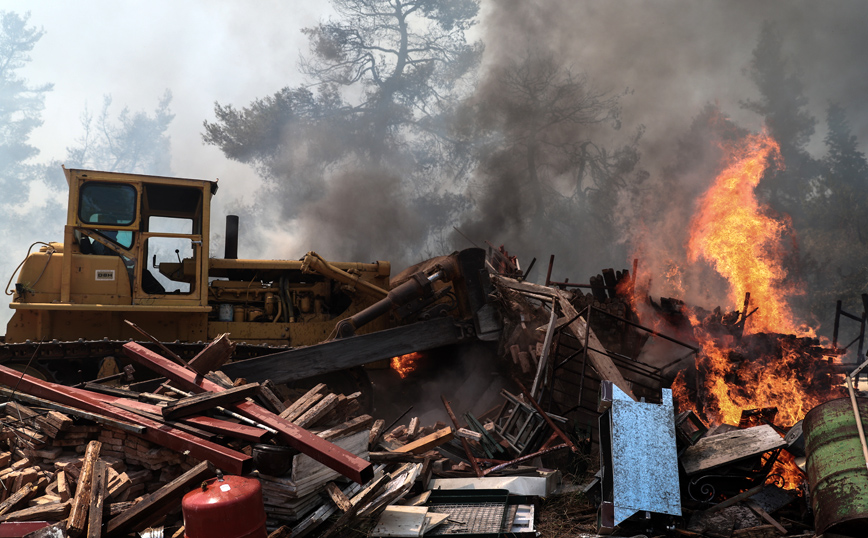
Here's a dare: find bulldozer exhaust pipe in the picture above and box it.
[225,215,239,259]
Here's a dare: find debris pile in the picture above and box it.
[0,255,866,538]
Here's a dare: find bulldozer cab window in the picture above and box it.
[79,183,137,226]
[78,182,138,251]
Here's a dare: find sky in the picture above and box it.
[8,0,324,202]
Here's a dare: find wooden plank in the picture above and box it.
[258,382,287,414]
[187,333,236,375]
[68,441,101,537]
[491,275,558,298]
[368,453,431,464]
[279,384,327,422]
[371,505,428,537]
[406,418,420,440]
[0,485,38,517]
[105,460,216,537]
[221,317,466,384]
[0,387,144,435]
[294,394,338,429]
[161,383,260,420]
[123,343,373,485]
[393,427,454,454]
[86,460,107,538]
[56,472,70,502]
[556,292,636,400]
[318,415,373,442]
[325,482,352,512]
[0,501,71,523]
[320,474,390,538]
[681,425,787,475]
[369,419,385,449]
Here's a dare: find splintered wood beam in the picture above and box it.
[187,333,236,375]
[0,387,144,434]
[106,460,216,537]
[0,365,251,476]
[123,342,374,484]
[161,383,260,420]
[86,460,108,538]
[317,415,373,442]
[556,292,636,401]
[68,441,101,537]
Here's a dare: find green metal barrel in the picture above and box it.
[804,397,868,536]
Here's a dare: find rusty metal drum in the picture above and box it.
[182,474,267,538]
[803,396,868,536]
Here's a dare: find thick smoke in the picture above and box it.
[463,0,868,323]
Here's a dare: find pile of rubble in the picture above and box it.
[0,261,866,538]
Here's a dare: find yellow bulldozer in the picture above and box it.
[2,168,500,387]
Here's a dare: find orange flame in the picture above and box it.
[391,352,423,379]
[673,129,845,489]
[686,130,805,337]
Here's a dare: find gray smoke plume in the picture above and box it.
[461,0,868,320]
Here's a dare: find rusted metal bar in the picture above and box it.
[0,364,252,474]
[482,443,570,475]
[440,395,482,477]
[122,342,373,484]
[124,320,188,366]
[514,378,578,454]
[589,306,700,352]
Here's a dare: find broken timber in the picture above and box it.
[492,275,636,400]
[0,365,252,475]
[222,317,466,384]
[160,383,260,420]
[123,342,373,484]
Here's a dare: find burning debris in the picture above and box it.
[0,245,865,537]
[1,132,867,536]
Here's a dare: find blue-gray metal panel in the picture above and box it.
[610,385,682,525]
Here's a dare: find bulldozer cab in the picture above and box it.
[66,168,214,306]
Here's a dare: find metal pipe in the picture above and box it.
[301,251,388,301]
[164,384,278,435]
[225,215,239,259]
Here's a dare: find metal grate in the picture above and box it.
[424,502,509,535]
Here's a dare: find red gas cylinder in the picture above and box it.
[182,473,267,538]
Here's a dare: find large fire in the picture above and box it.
[667,129,845,488]
[686,131,804,337]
